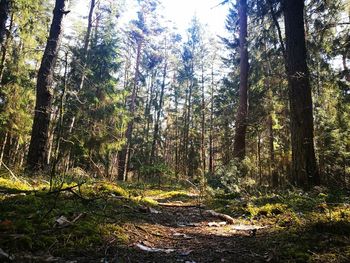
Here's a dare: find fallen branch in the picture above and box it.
[47,182,85,195]
[204,210,235,224]
[0,161,31,187]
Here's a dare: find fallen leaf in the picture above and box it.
[149,207,161,214]
[55,216,71,227]
[208,221,227,227]
[135,243,175,253]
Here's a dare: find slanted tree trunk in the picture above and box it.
[27,0,69,171]
[77,0,95,91]
[0,131,8,167]
[283,0,319,189]
[233,0,249,160]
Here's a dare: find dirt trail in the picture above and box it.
[113,201,271,263]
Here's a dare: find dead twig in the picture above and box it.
[47,182,85,195]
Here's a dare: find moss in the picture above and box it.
[0,177,31,192]
[101,224,129,244]
[97,182,128,197]
[131,196,158,206]
[247,203,289,218]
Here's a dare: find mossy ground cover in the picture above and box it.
[1,173,350,262]
[0,175,156,261]
[207,188,350,262]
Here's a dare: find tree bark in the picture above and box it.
[0,12,12,85]
[283,0,319,189]
[201,64,206,175]
[209,64,215,175]
[27,0,69,171]
[0,131,8,167]
[233,0,249,160]
[0,0,9,48]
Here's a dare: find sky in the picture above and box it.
[68,0,229,36]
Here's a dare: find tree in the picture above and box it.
[77,0,95,91]
[283,0,319,189]
[118,0,161,181]
[233,0,249,160]
[0,0,9,47]
[27,0,69,171]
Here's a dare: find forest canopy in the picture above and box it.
[0,0,348,189]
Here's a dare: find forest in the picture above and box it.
[0,0,349,262]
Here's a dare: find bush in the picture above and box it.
[139,162,174,185]
[207,158,256,195]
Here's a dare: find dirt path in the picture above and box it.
[112,201,271,263]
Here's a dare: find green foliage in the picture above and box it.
[0,175,168,257]
[139,162,174,184]
[207,158,256,194]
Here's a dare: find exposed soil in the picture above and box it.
[104,201,273,263]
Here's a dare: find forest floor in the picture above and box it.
[1,174,350,262]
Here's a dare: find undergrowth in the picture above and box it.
[0,174,162,260]
[1,172,349,262]
[207,187,350,262]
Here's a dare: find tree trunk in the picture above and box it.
[233,0,249,160]
[257,131,262,185]
[201,65,206,175]
[118,40,142,181]
[77,0,95,91]
[0,12,12,85]
[151,61,167,164]
[268,109,278,187]
[51,51,68,176]
[174,74,180,178]
[283,0,319,189]
[27,0,69,171]
[209,66,214,175]
[0,131,8,167]
[0,0,9,48]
